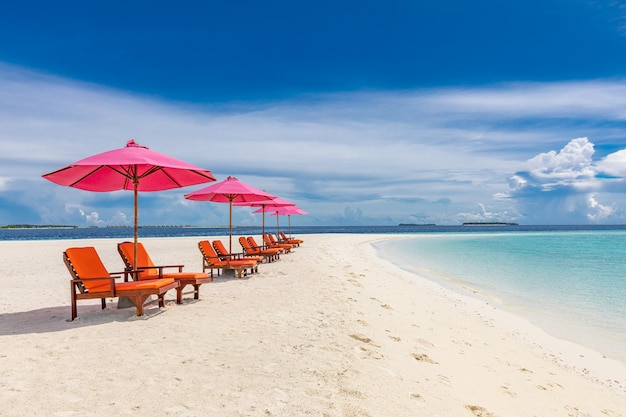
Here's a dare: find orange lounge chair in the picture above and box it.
[212,239,264,264]
[263,233,293,253]
[117,241,212,304]
[248,236,284,256]
[64,246,179,320]
[239,236,281,262]
[198,240,258,278]
[279,231,303,246]
[267,233,298,249]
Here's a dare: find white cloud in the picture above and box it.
[525,137,596,185]
[4,63,626,225]
[505,138,626,223]
[586,194,616,222]
[596,148,626,177]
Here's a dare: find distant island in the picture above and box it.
[398,223,436,226]
[462,222,519,226]
[1,224,77,229]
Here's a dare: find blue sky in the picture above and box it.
[3,0,626,226]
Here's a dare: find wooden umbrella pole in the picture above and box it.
[261,204,265,246]
[133,176,139,272]
[228,198,233,260]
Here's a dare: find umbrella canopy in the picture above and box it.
[235,196,295,238]
[267,206,309,216]
[255,205,308,237]
[42,139,216,268]
[184,176,276,254]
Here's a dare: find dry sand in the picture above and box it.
[1,233,625,417]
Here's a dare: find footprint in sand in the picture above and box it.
[358,346,384,360]
[465,405,497,417]
[411,353,438,364]
[340,387,365,399]
[349,333,381,347]
[538,381,564,391]
[500,385,516,397]
[410,393,426,405]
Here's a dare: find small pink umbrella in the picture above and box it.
[42,139,216,268]
[255,204,308,238]
[235,196,295,239]
[184,176,276,254]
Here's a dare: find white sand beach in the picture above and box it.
[1,233,625,416]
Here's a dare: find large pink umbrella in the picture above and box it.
[184,176,276,254]
[42,139,216,268]
[257,205,308,238]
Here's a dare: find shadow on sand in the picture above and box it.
[0,299,176,336]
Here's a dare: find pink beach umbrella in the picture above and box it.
[255,204,308,238]
[42,139,216,269]
[235,196,295,240]
[184,176,276,254]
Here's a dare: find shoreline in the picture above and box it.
[1,233,625,416]
[374,232,626,366]
[369,235,626,381]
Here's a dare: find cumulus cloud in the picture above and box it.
[506,138,626,223]
[525,137,596,188]
[596,148,626,177]
[586,194,616,222]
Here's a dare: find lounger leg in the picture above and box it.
[101,298,106,310]
[71,289,77,321]
[193,284,200,300]
[176,284,184,304]
[131,295,151,316]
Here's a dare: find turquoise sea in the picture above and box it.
[3,224,625,363]
[375,230,626,364]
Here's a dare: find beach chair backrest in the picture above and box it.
[64,247,112,292]
[199,240,220,262]
[247,236,259,248]
[239,236,255,254]
[212,240,229,258]
[118,242,158,279]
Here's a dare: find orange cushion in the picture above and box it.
[65,247,113,291]
[212,240,229,254]
[118,242,158,279]
[87,284,113,294]
[116,278,176,292]
[223,260,256,267]
[162,272,210,279]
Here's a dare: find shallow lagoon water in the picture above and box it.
[376,230,626,363]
